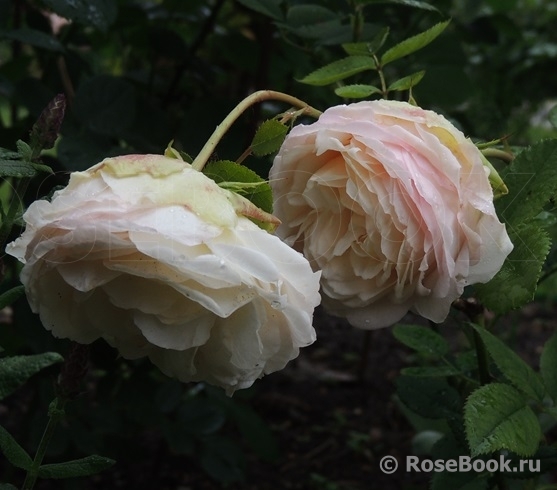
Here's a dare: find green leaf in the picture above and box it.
[31,162,54,175]
[285,5,337,27]
[393,324,449,357]
[250,119,288,157]
[464,383,541,457]
[176,398,226,436]
[470,323,545,401]
[334,84,381,99]
[73,75,136,136]
[0,158,37,177]
[396,376,461,419]
[356,0,441,12]
[431,470,489,490]
[342,27,390,56]
[16,140,32,161]
[454,350,478,373]
[0,484,19,490]
[0,425,32,470]
[497,140,557,225]
[200,436,245,484]
[431,435,490,490]
[0,28,64,52]
[401,366,461,377]
[475,223,550,313]
[281,19,345,41]
[381,19,451,66]
[387,70,425,91]
[298,56,376,86]
[41,0,117,31]
[0,148,19,159]
[0,286,25,310]
[230,404,279,462]
[203,160,272,214]
[500,446,557,479]
[236,0,284,21]
[0,352,64,400]
[540,332,557,402]
[38,455,115,478]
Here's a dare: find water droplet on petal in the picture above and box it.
[271,300,283,310]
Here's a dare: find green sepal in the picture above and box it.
[202,160,278,231]
[164,141,193,163]
[203,160,272,215]
[479,152,508,198]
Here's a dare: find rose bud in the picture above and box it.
[270,100,513,329]
[7,154,321,394]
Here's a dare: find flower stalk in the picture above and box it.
[21,343,90,490]
[191,90,321,172]
[22,397,68,490]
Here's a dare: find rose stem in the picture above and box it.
[191,90,322,172]
[472,326,491,386]
[22,397,68,490]
[22,343,90,490]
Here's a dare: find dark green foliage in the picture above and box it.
[2,1,557,489]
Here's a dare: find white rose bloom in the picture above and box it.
[7,154,321,394]
[270,100,513,329]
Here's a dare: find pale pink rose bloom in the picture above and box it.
[270,100,513,329]
[7,154,321,394]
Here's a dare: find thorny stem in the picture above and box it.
[190,90,322,172]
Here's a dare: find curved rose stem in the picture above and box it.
[191,90,322,172]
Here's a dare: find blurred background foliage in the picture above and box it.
[1,0,557,488]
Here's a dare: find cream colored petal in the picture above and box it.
[134,310,215,350]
